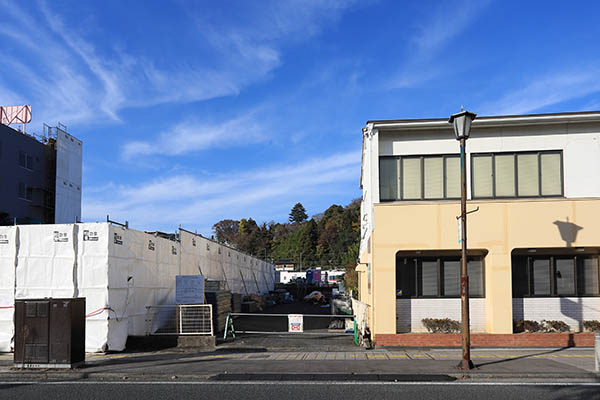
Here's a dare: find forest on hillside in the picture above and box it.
[211,198,361,274]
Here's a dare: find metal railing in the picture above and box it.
[224,313,355,340]
[145,304,213,336]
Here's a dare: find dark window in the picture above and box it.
[18,182,32,201]
[380,154,460,201]
[512,254,600,297]
[471,151,563,199]
[397,256,484,298]
[19,150,33,170]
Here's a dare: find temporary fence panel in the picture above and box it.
[145,304,213,336]
[180,230,200,276]
[77,223,111,352]
[16,224,77,299]
[0,226,17,351]
[121,228,157,339]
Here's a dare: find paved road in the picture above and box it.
[0,382,599,400]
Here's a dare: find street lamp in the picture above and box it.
[449,109,477,370]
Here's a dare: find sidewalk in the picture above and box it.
[0,345,597,382]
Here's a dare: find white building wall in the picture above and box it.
[359,125,378,259]
[377,123,600,200]
[396,298,486,333]
[512,297,600,331]
[54,128,82,224]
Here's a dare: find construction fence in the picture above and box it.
[0,223,274,352]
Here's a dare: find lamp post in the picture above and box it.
[449,109,477,370]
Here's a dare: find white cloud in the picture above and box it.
[478,68,600,116]
[121,111,268,158]
[0,0,359,126]
[83,150,360,233]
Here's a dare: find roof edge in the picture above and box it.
[368,110,600,130]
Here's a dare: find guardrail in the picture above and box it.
[145,304,213,336]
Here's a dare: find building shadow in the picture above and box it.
[512,297,524,332]
[553,218,583,247]
[475,347,571,367]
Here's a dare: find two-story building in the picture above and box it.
[358,111,600,346]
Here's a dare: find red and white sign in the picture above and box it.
[0,105,32,125]
[288,314,303,333]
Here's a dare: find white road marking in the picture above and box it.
[1,381,600,386]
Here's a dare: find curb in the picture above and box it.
[0,371,598,383]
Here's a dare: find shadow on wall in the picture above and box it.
[560,297,584,332]
[512,298,523,333]
[395,298,412,333]
[553,217,583,247]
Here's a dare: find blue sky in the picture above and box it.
[2,0,600,235]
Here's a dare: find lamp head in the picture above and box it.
[449,110,477,140]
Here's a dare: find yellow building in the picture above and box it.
[358,111,600,345]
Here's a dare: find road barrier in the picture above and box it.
[223,313,356,340]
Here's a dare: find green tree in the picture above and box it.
[289,202,308,224]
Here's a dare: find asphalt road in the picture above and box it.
[0,382,599,400]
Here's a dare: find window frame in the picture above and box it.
[18,182,33,202]
[470,150,564,200]
[379,154,461,202]
[512,254,600,298]
[396,255,485,299]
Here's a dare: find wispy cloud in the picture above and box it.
[478,67,600,115]
[121,111,268,158]
[389,0,491,89]
[0,0,358,127]
[83,150,360,233]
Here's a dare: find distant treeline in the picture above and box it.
[211,199,361,271]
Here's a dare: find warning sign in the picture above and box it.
[288,314,303,333]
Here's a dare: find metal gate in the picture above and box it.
[145,304,213,336]
[223,312,356,341]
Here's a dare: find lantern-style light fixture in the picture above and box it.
[449,110,477,140]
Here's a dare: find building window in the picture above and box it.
[380,155,460,201]
[396,256,484,298]
[471,151,563,199]
[18,182,33,201]
[19,151,33,170]
[512,254,599,297]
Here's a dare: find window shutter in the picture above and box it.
[421,261,437,296]
[532,259,551,295]
[555,258,575,295]
[424,157,443,199]
[580,257,599,295]
[379,158,399,200]
[495,154,515,197]
[445,156,460,198]
[472,155,493,197]
[468,259,483,296]
[402,158,421,199]
[517,154,539,196]
[541,153,562,196]
[443,260,460,296]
